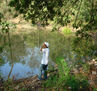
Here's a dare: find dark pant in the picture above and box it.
[38,64,48,80]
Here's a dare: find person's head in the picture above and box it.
[43,42,49,48]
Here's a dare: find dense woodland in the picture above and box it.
[0,0,97,91]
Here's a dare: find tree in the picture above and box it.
[9,0,97,30]
[9,0,97,58]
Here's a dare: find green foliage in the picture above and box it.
[93,87,97,91]
[0,12,3,21]
[72,35,97,59]
[0,1,17,21]
[75,0,97,45]
[64,75,89,91]
[0,21,16,52]
[44,57,89,90]
[0,58,5,66]
[9,0,73,26]
[0,21,10,33]
[3,79,15,91]
[43,74,58,88]
[0,46,3,53]
[0,21,16,33]
[56,57,70,78]
[20,87,28,91]
[82,63,90,72]
[9,0,96,29]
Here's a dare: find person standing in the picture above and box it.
[38,42,49,80]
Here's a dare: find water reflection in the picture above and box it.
[0,30,73,80]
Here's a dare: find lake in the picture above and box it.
[0,29,76,80]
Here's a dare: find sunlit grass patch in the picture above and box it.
[61,27,72,35]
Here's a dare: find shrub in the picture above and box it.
[44,57,90,91]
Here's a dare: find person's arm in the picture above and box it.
[40,44,45,51]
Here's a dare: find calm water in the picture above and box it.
[0,30,74,80]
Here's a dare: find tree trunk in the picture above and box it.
[7,30,14,79]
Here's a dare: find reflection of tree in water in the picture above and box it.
[26,31,74,63]
[47,32,73,62]
[0,30,76,79]
[0,58,5,66]
[1,30,74,65]
[11,35,27,62]
[25,31,46,48]
[27,47,41,68]
[1,34,27,64]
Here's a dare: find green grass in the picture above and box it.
[61,27,72,35]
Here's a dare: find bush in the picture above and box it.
[44,57,90,91]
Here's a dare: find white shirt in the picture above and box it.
[41,48,49,65]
